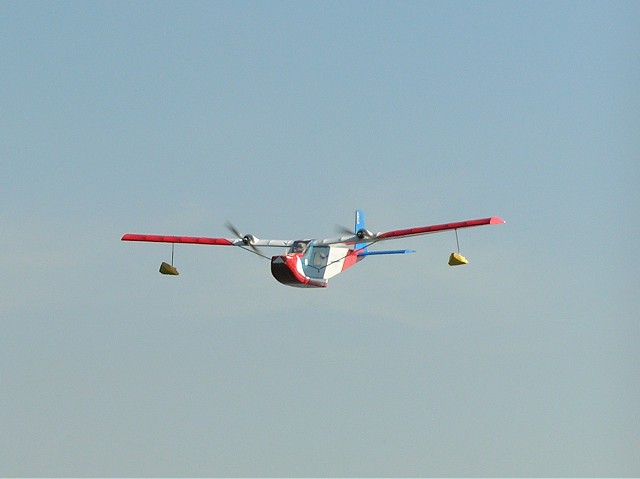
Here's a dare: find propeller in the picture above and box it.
[225,221,262,256]
[334,224,374,239]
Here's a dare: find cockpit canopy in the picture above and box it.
[288,240,310,255]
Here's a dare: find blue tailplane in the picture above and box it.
[358,249,415,257]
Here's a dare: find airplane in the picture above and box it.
[121,210,505,288]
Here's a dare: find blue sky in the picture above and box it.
[2,1,638,476]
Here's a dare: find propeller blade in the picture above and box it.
[225,221,262,256]
[334,224,354,236]
[225,221,243,240]
[335,224,373,240]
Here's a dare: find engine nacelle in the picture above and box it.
[242,234,256,245]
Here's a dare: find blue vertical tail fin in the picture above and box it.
[353,209,417,258]
[354,209,368,252]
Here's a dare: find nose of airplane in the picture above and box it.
[271,254,286,264]
[270,254,327,288]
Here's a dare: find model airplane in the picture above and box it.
[122,210,504,288]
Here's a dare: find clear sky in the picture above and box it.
[2,1,638,476]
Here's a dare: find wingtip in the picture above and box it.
[490,216,506,224]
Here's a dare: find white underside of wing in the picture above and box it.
[248,238,295,247]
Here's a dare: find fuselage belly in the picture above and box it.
[270,242,359,288]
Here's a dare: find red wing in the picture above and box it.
[376,216,504,241]
[121,234,235,246]
[121,234,293,248]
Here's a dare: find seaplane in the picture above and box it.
[122,210,504,288]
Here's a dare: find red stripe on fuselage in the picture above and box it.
[340,249,359,271]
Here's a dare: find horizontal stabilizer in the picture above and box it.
[358,249,416,257]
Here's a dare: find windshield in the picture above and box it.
[289,240,310,255]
